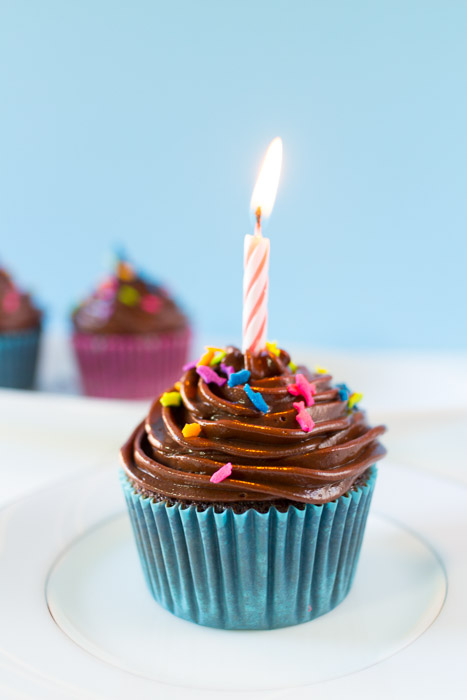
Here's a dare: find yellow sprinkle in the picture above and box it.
[174,381,182,391]
[289,361,298,373]
[210,350,226,366]
[348,392,363,410]
[182,423,202,438]
[315,366,328,374]
[160,391,182,407]
[266,341,281,357]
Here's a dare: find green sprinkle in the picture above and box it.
[118,285,140,306]
[210,350,227,366]
[160,391,182,407]
[289,361,298,373]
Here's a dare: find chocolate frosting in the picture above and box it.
[0,268,42,332]
[72,260,188,335]
[121,346,386,506]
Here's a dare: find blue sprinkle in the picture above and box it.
[228,369,251,388]
[244,383,269,412]
[336,383,351,401]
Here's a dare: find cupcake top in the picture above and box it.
[0,268,42,333]
[121,344,386,507]
[72,259,188,335]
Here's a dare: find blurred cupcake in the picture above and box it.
[0,267,42,389]
[72,257,191,399]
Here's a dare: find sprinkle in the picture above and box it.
[348,392,363,410]
[210,350,227,366]
[160,391,182,407]
[293,401,315,432]
[183,361,197,372]
[315,366,328,375]
[98,277,118,300]
[266,340,281,357]
[197,348,215,366]
[141,294,162,314]
[336,383,351,401]
[244,383,269,412]
[117,261,135,282]
[210,462,233,484]
[196,365,227,386]
[228,369,251,387]
[88,298,113,320]
[2,289,21,313]
[289,361,298,373]
[174,381,182,391]
[220,362,235,378]
[287,373,316,407]
[182,423,202,438]
[118,285,140,306]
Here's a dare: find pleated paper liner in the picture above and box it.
[0,327,41,389]
[120,467,377,630]
[72,328,191,399]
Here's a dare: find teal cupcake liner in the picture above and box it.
[120,467,377,630]
[0,327,41,389]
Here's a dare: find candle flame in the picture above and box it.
[250,137,283,224]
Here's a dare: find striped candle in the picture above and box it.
[242,138,282,354]
[242,213,270,353]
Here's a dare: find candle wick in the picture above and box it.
[255,206,262,236]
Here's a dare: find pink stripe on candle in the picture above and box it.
[244,248,269,297]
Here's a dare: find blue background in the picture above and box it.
[1,0,465,349]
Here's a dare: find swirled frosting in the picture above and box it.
[0,268,42,332]
[121,345,386,507]
[72,260,188,335]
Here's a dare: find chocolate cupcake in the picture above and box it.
[72,258,191,399]
[120,344,386,629]
[0,267,42,389]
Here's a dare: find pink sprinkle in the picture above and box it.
[210,462,233,484]
[220,362,235,378]
[293,401,315,433]
[141,294,162,314]
[2,289,21,313]
[308,605,312,612]
[183,361,197,372]
[196,365,227,386]
[98,277,118,300]
[287,374,316,407]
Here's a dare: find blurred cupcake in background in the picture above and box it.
[0,266,42,389]
[71,256,191,399]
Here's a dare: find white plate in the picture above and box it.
[0,461,466,699]
[46,511,445,691]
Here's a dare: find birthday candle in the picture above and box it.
[242,138,282,354]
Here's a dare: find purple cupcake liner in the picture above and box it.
[120,467,377,630]
[0,327,41,390]
[73,328,191,399]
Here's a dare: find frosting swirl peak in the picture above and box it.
[121,346,386,506]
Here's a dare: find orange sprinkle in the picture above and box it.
[182,423,202,438]
[174,381,182,391]
[117,261,135,282]
[197,348,215,366]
